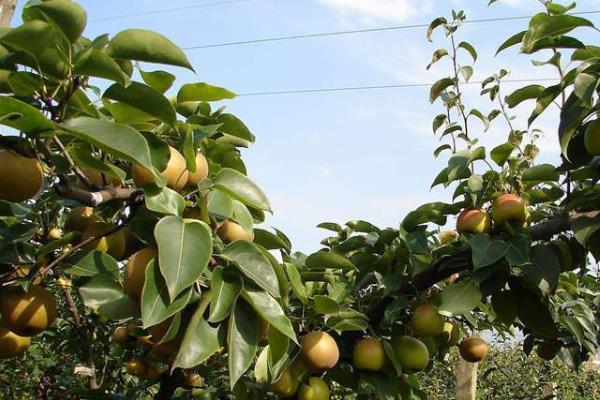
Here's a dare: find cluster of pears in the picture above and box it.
[394,305,488,369]
[0,282,58,359]
[270,331,339,399]
[456,193,528,235]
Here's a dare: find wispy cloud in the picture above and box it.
[318,0,433,23]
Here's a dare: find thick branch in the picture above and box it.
[55,182,140,207]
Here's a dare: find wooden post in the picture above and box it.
[0,0,17,27]
[456,359,478,400]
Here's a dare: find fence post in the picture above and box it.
[456,359,477,400]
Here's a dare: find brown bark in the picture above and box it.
[0,0,17,28]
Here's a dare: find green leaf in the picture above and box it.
[242,288,297,343]
[267,328,290,371]
[24,0,87,43]
[173,299,220,369]
[459,66,474,82]
[221,241,280,298]
[522,14,593,54]
[79,274,123,309]
[104,82,176,126]
[305,252,356,271]
[155,216,213,300]
[506,85,545,108]
[439,279,482,317]
[144,186,186,217]
[430,77,455,103]
[141,260,192,328]
[427,17,447,42]
[529,84,562,125]
[514,289,557,338]
[470,234,510,270]
[317,222,342,232]
[313,295,339,314]
[140,69,175,94]
[523,245,560,295]
[0,96,55,134]
[469,109,489,131]
[434,144,452,158]
[490,143,515,166]
[208,266,243,323]
[96,296,138,320]
[496,31,526,54]
[62,117,163,184]
[522,164,559,182]
[213,168,271,211]
[62,251,118,277]
[178,82,236,103]
[284,263,307,305]
[458,41,477,61]
[106,29,194,71]
[426,48,448,70]
[491,291,518,325]
[253,228,290,251]
[207,189,234,219]
[216,113,255,142]
[227,302,259,389]
[0,20,57,56]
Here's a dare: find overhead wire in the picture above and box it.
[236,78,559,97]
[183,10,600,50]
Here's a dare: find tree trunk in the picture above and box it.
[456,359,477,400]
[0,0,17,27]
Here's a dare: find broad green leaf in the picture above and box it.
[427,17,447,42]
[173,299,220,369]
[496,31,526,54]
[523,245,561,294]
[326,315,369,333]
[144,186,186,216]
[305,252,356,271]
[430,77,455,103]
[285,263,307,305]
[97,296,138,320]
[490,143,515,166]
[458,41,477,61]
[69,142,126,184]
[0,20,57,56]
[221,240,280,298]
[231,200,254,232]
[141,260,193,328]
[155,216,212,300]
[140,69,175,94]
[104,82,176,126]
[208,266,243,323]
[438,279,482,317]
[506,85,544,108]
[254,347,270,384]
[178,82,236,103]
[522,164,559,182]
[313,295,339,314]
[253,228,290,251]
[317,222,342,232]
[491,291,518,324]
[227,302,259,389]
[62,250,118,277]
[242,288,297,343]
[0,96,55,134]
[470,234,510,270]
[426,48,448,70]
[106,29,193,71]
[207,189,234,219]
[522,14,593,54]
[515,290,558,338]
[24,0,87,43]
[62,117,163,184]
[216,113,255,142]
[267,328,289,371]
[213,168,271,211]
[402,202,457,229]
[79,274,123,309]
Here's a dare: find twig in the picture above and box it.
[55,181,140,207]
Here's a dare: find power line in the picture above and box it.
[236,78,559,97]
[184,10,600,50]
[91,0,256,23]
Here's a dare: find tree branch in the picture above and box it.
[55,181,141,207]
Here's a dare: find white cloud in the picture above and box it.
[318,0,433,23]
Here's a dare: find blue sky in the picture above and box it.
[13,0,600,252]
